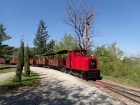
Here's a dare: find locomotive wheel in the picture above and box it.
[85,72,89,81]
[81,71,86,80]
[81,71,84,79]
[70,70,72,75]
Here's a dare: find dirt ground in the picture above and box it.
[0,67,125,105]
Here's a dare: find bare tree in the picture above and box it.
[63,0,95,50]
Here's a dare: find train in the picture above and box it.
[0,49,100,80]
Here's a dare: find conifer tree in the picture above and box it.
[34,20,50,54]
[24,45,30,77]
[13,40,24,82]
[1,45,14,59]
[0,23,12,58]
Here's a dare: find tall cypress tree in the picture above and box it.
[34,20,50,54]
[24,45,30,77]
[13,40,24,82]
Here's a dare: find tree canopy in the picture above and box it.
[55,33,80,51]
[46,39,55,53]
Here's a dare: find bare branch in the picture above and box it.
[63,0,96,49]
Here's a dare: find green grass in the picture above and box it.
[102,76,140,89]
[0,72,40,90]
[0,65,16,73]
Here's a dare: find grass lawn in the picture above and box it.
[0,65,40,90]
[0,65,16,73]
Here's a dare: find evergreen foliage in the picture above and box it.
[34,20,50,54]
[0,24,13,58]
[24,45,30,77]
[13,40,24,82]
[1,45,14,59]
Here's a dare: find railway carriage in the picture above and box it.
[10,60,18,65]
[35,59,48,67]
[0,60,10,65]
[29,59,35,65]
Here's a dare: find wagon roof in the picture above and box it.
[35,50,68,56]
[56,50,68,54]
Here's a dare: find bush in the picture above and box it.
[94,43,140,86]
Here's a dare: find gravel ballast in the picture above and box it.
[0,67,125,105]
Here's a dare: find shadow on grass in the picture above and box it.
[30,74,39,76]
[0,73,40,91]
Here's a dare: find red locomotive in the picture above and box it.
[66,50,100,80]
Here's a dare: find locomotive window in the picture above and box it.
[75,52,80,56]
[81,52,86,56]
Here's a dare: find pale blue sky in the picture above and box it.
[0,0,140,56]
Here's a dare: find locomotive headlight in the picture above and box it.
[89,60,96,69]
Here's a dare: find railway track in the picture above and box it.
[93,80,140,104]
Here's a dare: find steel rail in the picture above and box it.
[95,80,140,104]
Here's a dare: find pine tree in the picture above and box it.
[1,45,14,59]
[24,45,30,77]
[0,24,12,58]
[34,20,50,54]
[13,40,24,82]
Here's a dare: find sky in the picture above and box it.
[0,0,140,57]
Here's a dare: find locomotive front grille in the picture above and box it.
[89,60,96,69]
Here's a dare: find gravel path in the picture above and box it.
[0,72,15,83]
[0,67,125,105]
